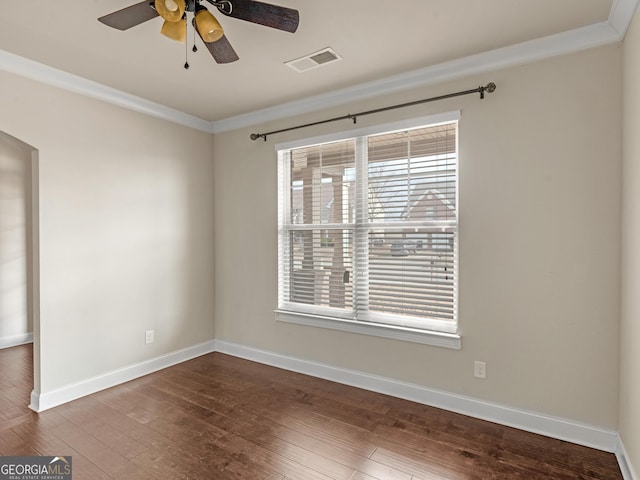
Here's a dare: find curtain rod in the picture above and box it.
[249,82,496,141]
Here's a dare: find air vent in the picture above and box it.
[285,47,342,73]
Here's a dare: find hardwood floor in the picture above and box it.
[0,344,623,480]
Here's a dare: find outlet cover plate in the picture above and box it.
[474,361,486,379]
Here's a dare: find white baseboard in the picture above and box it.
[29,340,216,412]
[24,336,629,473]
[22,336,629,474]
[0,332,33,349]
[214,340,619,454]
[617,435,638,480]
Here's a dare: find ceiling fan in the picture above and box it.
[98,0,299,65]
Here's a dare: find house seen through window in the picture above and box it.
[277,113,459,337]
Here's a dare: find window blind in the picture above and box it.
[278,118,458,334]
[278,140,356,319]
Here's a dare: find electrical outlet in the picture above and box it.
[474,361,486,379]
[145,330,154,344]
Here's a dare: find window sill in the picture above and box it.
[274,310,461,350]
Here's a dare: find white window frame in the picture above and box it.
[275,111,461,349]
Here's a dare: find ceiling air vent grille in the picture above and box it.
[285,47,342,73]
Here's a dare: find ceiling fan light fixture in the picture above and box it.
[160,18,187,42]
[155,0,185,22]
[99,0,300,65]
[195,6,224,43]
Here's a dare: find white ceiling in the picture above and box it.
[0,1,634,128]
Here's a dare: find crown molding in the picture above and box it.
[212,0,637,133]
[0,49,214,134]
[1,0,637,134]
[610,0,640,38]
[212,21,622,133]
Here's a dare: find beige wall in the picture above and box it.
[0,133,33,344]
[213,45,622,428]
[621,5,640,477]
[0,71,215,393]
[0,32,625,439]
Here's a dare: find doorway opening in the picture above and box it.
[0,130,40,407]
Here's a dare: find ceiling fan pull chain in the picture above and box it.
[189,11,197,53]
[184,23,190,69]
[192,12,198,52]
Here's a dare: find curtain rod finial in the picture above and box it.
[479,82,497,99]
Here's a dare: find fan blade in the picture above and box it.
[98,1,159,31]
[217,0,299,33]
[202,35,240,64]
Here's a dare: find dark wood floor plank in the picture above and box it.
[11,419,72,455]
[48,420,156,479]
[372,419,502,467]
[56,401,150,460]
[145,367,409,480]
[0,411,36,433]
[213,432,336,480]
[231,423,357,479]
[0,345,623,480]
[0,427,35,456]
[371,444,481,480]
[234,412,409,480]
[211,353,394,416]
[145,372,255,421]
[9,421,112,480]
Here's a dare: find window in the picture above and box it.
[276,112,460,348]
